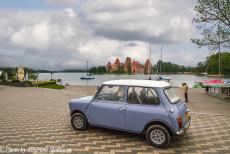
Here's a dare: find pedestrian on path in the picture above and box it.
[205,86,209,94]
[182,83,188,103]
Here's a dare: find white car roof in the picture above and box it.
[103,79,171,88]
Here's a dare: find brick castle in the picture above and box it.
[106,57,152,74]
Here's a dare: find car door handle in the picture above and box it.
[119,107,126,111]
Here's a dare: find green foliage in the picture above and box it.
[112,65,125,74]
[29,73,37,80]
[112,69,125,74]
[37,80,56,86]
[192,52,230,75]
[192,0,230,49]
[0,80,33,87]
[89,67,97,74]
[1,67,17,80]
[26,68,37,74]
[154,52,230,75]
[89,66,106,74]
[0,67,38,81]
[98,66,106,74]
[155,60,188,73]
[195,61,207,73]
[38,84,65,90]
[36,80,65,89]
[206,52,230,74]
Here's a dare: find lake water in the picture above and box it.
[38,73,230,87]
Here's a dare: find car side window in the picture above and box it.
[128,87,159,105]
[128,87,142,104]
[146,88,160,105]
[95,85,125,102]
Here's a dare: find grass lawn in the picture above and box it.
[39,83,65,89]
[32,80,65,90]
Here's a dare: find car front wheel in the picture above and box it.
[71,113,88,131]
[146,125,170,148]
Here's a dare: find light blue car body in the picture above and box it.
[69,84,190,135]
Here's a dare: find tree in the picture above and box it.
[127,62,132,74]
[191,52,230,75]
[1,67,17,80]
[97,66,106,74]
[196,61,206,73]
[155,60,190,73]
[206,52,230,74]
[89,67,97,74]
[192,0,230,50]
[112,65,125,74]
[89,66,106,74]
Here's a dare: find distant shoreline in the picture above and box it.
[38,71,230,77]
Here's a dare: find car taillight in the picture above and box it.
[185,111,189,120]
[177,116,182,129]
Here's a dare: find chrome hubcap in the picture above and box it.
[73,116,83,128]
[150,129,165,145]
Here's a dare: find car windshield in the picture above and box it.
[164,87,181,104]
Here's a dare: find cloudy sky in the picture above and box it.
[0,0,213,70]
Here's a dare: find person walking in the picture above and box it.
[182,83,188,103]
[205,86,209,94]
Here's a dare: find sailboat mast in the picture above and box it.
[160,45,163,75]
[87,60,88,73]
[148,43,151,76]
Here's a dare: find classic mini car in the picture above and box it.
[69,80,191,148]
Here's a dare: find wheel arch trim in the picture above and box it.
[143,120,174,136]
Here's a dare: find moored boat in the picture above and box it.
[80,74,95,80]
[80,61,95,80]
[157,76,171,82]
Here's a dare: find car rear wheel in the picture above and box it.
[71,112,88,131]
[146,125,170,148]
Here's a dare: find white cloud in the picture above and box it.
[46,0,78,6]
[11,22,50,49]
[78,38,151,65]
[0,0,209,69]
[65,8,76,18]
[0,9,93,69]
[82,0,196,43]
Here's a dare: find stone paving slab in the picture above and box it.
[0,85,230,154]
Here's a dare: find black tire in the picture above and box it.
[71,112,88,131]
[146,125,170,148]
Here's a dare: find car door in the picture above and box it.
[86,85,126,129]
[125,86,165,132]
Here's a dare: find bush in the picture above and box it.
[0,80,9,85]
[39,84,65,90]
[0,80,33,87]
[10,80,23,87]
[36,80,65,90]
[23,81,33,87]
[29,73,37,80]
[37,80,56,86]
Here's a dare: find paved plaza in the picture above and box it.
[0,85,230,154]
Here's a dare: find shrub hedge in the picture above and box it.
[0,80,33,87]
[37,80,56,86]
